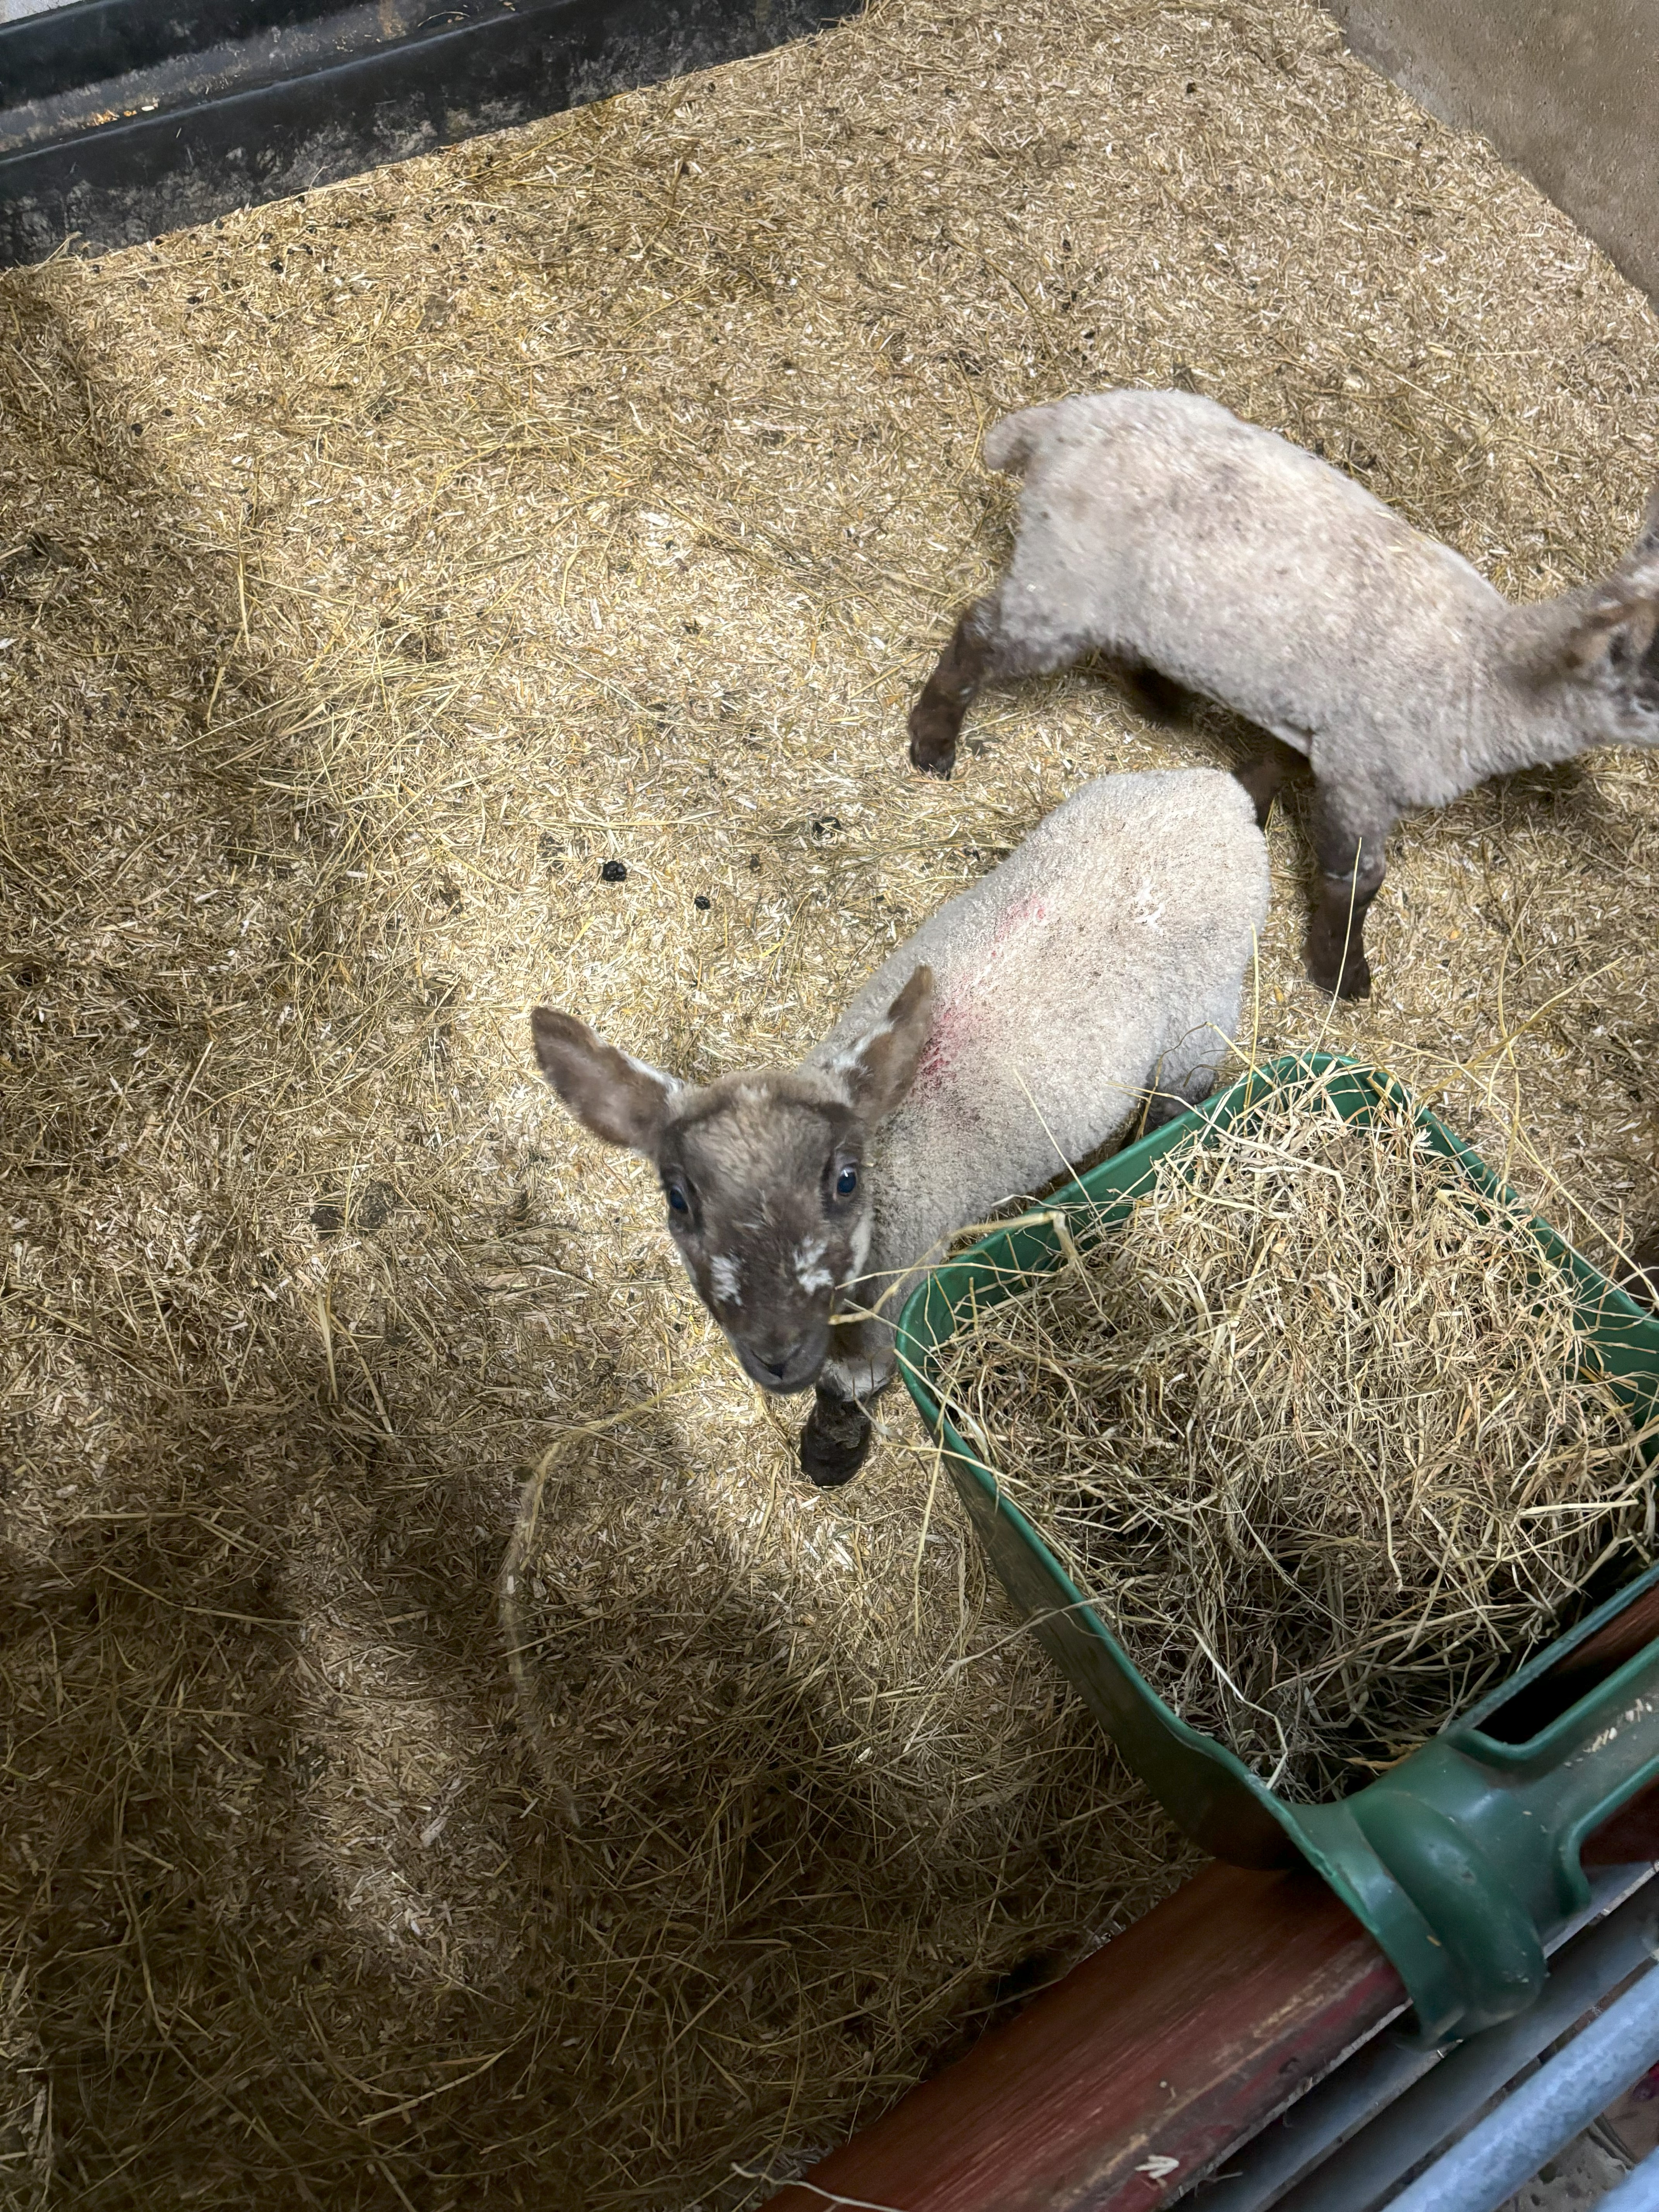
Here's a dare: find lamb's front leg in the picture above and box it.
[910,595,1086,778]
[798,1382,873,1487]
[1307,786,1391,1000]
[798,1317,892,1487]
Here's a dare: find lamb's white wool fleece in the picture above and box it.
[811,764,1269,1390]
[905,388,1657,1003]
[980,389,1659,811]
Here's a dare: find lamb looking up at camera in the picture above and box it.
[531,768,1269,1486]
[909,388,1659,998]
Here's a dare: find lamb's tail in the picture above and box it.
[982,403,1061,477]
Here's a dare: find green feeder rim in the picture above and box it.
[894,1052,1659,2045]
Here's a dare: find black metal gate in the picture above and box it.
[0,0,863,267]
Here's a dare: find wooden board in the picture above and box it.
[759,1862,1407,2212]
[762,1598,1659,2212]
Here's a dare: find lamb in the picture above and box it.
[529,768,1269,1486]
[909,389,1659,998]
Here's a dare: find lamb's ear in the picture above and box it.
[836,965,936,1122]
[530,1008,675,1152]
[1637,480,1659,557]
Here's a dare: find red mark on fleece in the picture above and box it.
[913,994,968,1101]
[911,898,1049,1102]
[994,894,1050,946]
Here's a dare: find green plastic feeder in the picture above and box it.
[895,1054,1659,2045]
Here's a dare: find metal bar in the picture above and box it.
[0,3,348,106]
[1600,2144,1659,2212]
[1,0,82,31]
[0,3,522,157]
[0,0,865,268]
[1383,1961,1659,2212]
[1191,1866,1657,2212]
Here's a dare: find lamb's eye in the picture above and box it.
[666,1184,689,1215]
[835,1166,859,1198]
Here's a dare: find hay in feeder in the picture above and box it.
[934,1073,1657,1800]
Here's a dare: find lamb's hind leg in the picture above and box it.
[1307,786,1390,1000]
[1235,734,1303,831]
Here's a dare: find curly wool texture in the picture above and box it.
[941,1084,1656,1800]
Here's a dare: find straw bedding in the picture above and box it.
[934,1077,1656,1802]
[2,0,1658,2203]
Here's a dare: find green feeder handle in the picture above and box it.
[1291,1568,1659,2043]
[896,1053,1659,2046]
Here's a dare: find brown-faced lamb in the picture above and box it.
[909,388,1659,999]
[529,768,1269,1486]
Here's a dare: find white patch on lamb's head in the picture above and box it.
[708,1254,743,1306]
[794,1235,835,1296]
[849,1212,875,1278]
[624,1050,681,1095]
[827,1020,892,1083]
[824,1026,895,1111]
[819,970,934,1130]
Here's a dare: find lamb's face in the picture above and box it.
[1605,617,1659,745]
[659,1079,872,1395]
[529,965,933,1405]
[1565,519,1659,747]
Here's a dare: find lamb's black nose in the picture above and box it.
[759,1357,790,1383]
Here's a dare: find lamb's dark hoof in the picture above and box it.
[1306,936,1372,1001]
[907,701,959,779]
[799,1397,872,1487]
[1307,960,1372,1002]
[1333,953,1372,1001]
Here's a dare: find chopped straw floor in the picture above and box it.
[2,0,1657,2204]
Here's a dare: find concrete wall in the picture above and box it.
[1327,0,1659,306]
